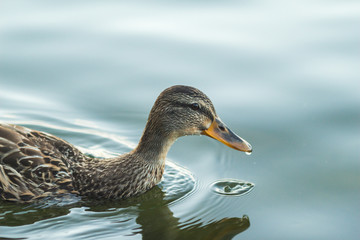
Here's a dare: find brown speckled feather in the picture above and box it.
[0,123,81,202]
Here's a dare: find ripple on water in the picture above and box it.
[211,179,254,196]
[159,161,196,203]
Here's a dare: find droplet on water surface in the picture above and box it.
[211,179,254,196]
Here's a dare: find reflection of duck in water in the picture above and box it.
[0,85,252,202]
[134,187,250,240]
[1,184,250,239]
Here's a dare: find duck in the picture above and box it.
[0,85,252,202]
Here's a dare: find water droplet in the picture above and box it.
[245,151,252,156]
[211,179,254,196]
[224,185,231,193]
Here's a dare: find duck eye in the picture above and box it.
[190,103,200,111]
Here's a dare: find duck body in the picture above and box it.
[0,85,252,202]
[0,123,165,202]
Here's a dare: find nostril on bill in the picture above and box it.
[219,125,226,131]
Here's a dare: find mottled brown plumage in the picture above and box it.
[0,85,252,202]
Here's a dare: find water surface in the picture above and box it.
[1,0,359,239]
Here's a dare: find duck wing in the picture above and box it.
[0,123,80,202]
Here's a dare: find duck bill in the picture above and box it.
[202,118,252,153]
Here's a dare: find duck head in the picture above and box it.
[141,85,252,153]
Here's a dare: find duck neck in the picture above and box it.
[134,127,177,163]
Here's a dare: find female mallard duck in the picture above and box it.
[0,85,252,202]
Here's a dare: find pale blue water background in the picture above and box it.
[0,0,360,239]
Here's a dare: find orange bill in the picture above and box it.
[202,118,252,153]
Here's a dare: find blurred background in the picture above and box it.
[0,0,359,239]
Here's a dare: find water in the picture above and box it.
[211,179,254,195]
[1,0,359,239]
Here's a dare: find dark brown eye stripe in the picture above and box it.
[171,101,214,122]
